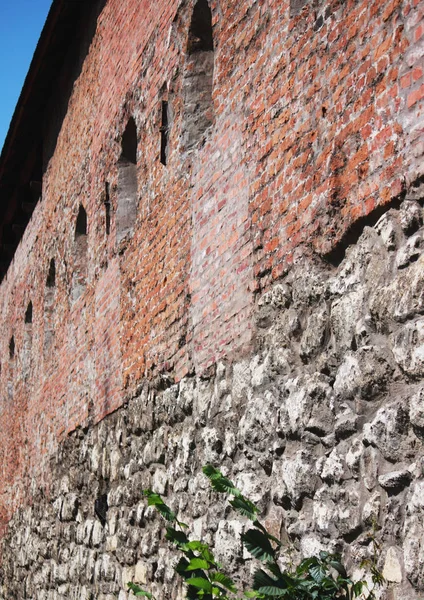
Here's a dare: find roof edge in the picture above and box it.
[0,0,63,180]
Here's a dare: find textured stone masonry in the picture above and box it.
[1,197,424,598]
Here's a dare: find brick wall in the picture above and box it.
[0,0,423,537]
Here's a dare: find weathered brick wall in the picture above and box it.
[0,0,423,587]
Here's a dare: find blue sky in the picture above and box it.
[0,0,53,153]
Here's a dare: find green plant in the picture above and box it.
[128,466,382,599]
[360,521,385,592]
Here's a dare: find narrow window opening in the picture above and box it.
[116,118,138,244]
[105,182,111,236]
[160,100,169,166]
[46,258,56,288]
[25,301,33,324]
[45,259,56,356]
[23,301,33,378]
[8,337,14,400]
[121,118,137,164]
[188,0,214,53]
[75,205,87,236]
[183,0,214,149]
[95,494,109,527]
[72,205,88,301]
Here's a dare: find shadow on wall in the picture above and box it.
[43,0,108,170]
[72,207,88,302]
[116,118,138,245]
[182,0,215,150]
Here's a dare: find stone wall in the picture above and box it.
[1,194,423,599]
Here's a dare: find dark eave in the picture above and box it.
[0,0,104,282]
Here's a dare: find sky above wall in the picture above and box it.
[0,0,53,153]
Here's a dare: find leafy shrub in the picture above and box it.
[128,465,383,599]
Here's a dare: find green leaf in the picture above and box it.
[328,559,347,578]
[186,558,211,571]
[143,490,177,522]
[352,581,364,597]
[143,490,162,504]
[242,529,275,562]
[203,465,240,496]
[256,586,287,596]
[127,582,154,598]
[185,540,209,552]
[155,504,177,522]
[211,571,237,593]
[230,496,259,521]
[309,564,325,583]
[165,527,189,546]
[185,586,199,600]
[184,540,204,551]
[266,561,284,580]
[199,546,216,564]
[202,464,221,478]
[253,520,281,546]
[182,540,216,564]
[370,564,385,585]
[253,568,281,591]
[211,587,225,597]
[319,551,330,561]
[175,556,190,576]
[186,577,213,592]
[297,557,319,574]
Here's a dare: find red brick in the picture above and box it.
[400,73,412,88]
[407,83,424,107]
